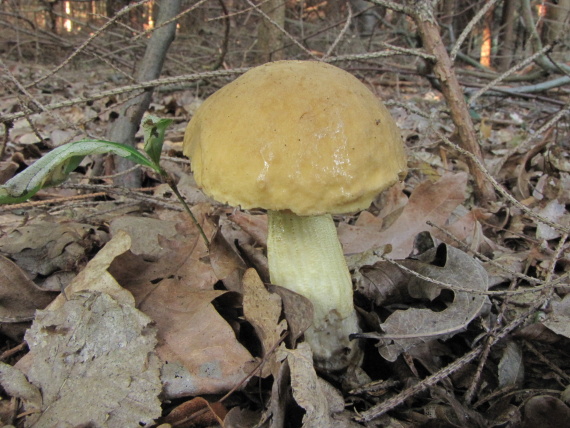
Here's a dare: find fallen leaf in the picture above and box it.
[542,294,570,339]
[0,221,98,277]
[536,199,568,240]
[338,172,468,258]
[0,255,55,323]
[358,244,489,361]
[48,230,134,311]
[24,291,162,427]
[132,278,255,398]
[0,362,42,425]
[163,396,227,427]
[278,343,359,428]
[110,215,180,259]
[242,268,287,376]
[522,395,570,428]
[498,340,524,388]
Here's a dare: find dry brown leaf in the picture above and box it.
[163,396,227,427]
[0,255,55,323]
[242,268,287,376]
[0,362,42,422]
[131,278,255,398]
[278,343,360,428]
[542,294,570,339]
[498,340,524,388]
[23,291,162,427]
[228,210,268,246]
[522,395,570,428]
[108,214,256,398]
[269,284,313,348]
[0,221,100,276]
[109,215,180,259]
[359,244,489,361]
[535,199,568,241]
[48,230,134,311]
[338,172,468,258]
[210,228,247,293]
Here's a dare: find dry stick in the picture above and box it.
[449,0,501,63]
[245,0,318,59]
[327,48,432,63]
[0,68,249,124]
[467,42,556,106]
[378,255,569,298]
[25,0,152,89]
[410,2,496,203]
[354,299,546,423]
[463,334,493,405]
[436,130,570,235]
[323,3,353,59]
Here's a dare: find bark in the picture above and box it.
[409,1,496,203]
[543,0,570,62]
[107,0,181,188]
[497,0,518,71]
[257,0,286,62]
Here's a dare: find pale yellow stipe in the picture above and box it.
[267,211,361,371]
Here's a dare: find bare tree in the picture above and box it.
[107,0,181,188]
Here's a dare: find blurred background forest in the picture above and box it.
[1,0,570,189]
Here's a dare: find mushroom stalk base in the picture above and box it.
[267,211,361,371]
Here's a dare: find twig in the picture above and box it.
[450,0,502,62]
[1,68,249,124]
[354,300,547,422]
[25,0,153,89]
[323,2,353,59]
[436,130,570,235]
[467,42,557,106]
[407,1,496,203]
[378,256,569,297]
[245,0,318,59]
[210,0,231,70]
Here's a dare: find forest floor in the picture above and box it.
[1,25,570,428]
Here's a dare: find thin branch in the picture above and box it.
[1,68,249,124]
[323,2,353,59]
[450,0,501,62]
[245,0,318,59]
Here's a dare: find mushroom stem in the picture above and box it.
[267,210,361,371]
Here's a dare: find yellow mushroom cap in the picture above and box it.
[183,60,407,216]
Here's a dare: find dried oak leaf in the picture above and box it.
[132,277,256,398]
[0,256,55,323]
[23,291,162,428]
[242,268,287,377]
[277,343,361,428]
[359,244,489,362]
[0,221,102,276]
[338,172,468,258]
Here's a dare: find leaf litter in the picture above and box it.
[2,57,570,428]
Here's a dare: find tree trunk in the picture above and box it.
[257,0,286,62]
[107,0,181,188]
[497,0,518,71]
[409,1,496,203]
[543,0,570,62]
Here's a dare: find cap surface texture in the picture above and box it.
[183,60,407,215]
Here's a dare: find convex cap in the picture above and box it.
[183,60,407,216]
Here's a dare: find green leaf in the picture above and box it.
[142,115,173,166]
[0,139,160,205]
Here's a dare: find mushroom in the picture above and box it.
[183,60,407,371]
